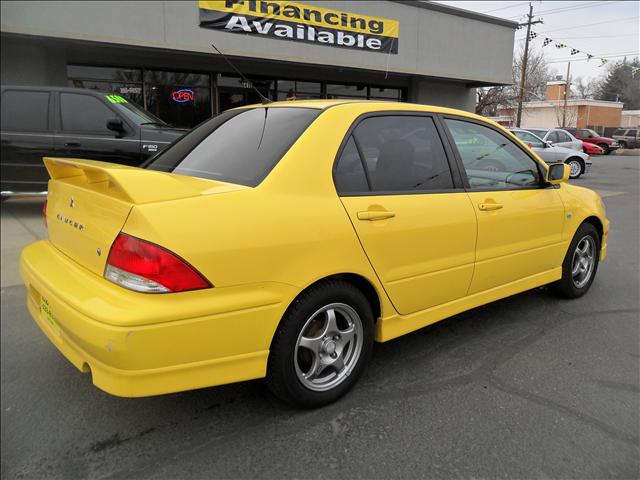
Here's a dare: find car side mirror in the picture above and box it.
[547,163,570,184]
[545,141,553,147]
[106,118,125,134]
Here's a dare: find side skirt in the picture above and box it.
[375,267,562,342]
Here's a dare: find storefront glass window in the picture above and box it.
[276,80,321,101]
[326,84,368,99]
[67,65,142,82]
[144,70,212,128]
[369,87,402,100]
[67,80,144,106]
[67,65,144,106]
[217,75,275,112]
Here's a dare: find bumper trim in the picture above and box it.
[28,295,268,397]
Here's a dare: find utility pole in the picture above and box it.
[561,61,571,127]
[515,3,543,127]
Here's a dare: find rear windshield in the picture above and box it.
[146,107,320,186]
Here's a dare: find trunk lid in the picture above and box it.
[43,157,246,276]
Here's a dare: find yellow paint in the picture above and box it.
[21,100,608,397]
[340,193,476,314]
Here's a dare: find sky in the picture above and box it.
[434,0,639,89]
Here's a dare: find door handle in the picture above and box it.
[357,210,396,221]
[478,202,503,211]
[64,142,81,147]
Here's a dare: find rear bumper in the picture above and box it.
[20,240,296,397]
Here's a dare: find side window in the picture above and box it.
[557,131,572,142]
[627,129,637,137]
[334,136,369,194]
[445,118,541,190]
[60,93,115,133]
[351,115,453,192]
[579,129,592,137]
[1,90,49,132]
[547,131,560,143]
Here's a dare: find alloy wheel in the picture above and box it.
[571,235,596,288]
[568,160,582,178]
[294,303,363,392]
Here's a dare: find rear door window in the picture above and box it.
[547,131,560,143]
[334,136,369,194]
[60,93,115,133]
[1,90,50,132]
[347,115,454,192]
[146,107,320,186]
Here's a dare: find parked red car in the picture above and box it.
[582,142,604,155]
[562,128,620,155]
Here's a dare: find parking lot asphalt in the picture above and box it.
[1,154,639,479]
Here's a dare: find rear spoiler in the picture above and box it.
[43,157,243,204]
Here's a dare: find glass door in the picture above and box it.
[217,75,274,113]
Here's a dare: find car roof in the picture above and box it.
[232,99,497,124]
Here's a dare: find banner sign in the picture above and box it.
[199,1,399,54]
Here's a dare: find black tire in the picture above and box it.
[266,280,374,408]
[551,223,600,298]
[598,143,610,155]
[566,157,584,179]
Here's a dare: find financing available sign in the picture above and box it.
[199,0,399,54]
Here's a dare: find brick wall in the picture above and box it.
[577,105,622,131]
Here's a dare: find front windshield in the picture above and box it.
[584,129,599,137]
[527,129,548,138]
[513,130,544,147]
[103,94,168,126]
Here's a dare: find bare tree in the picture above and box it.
[554,104,578,127]
[572,76,598,99]
[476,86,511,116]
[512,45,554,102]
[476,45,554,119]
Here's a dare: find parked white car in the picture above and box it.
[510,129,591,179]
[523,127,583,151]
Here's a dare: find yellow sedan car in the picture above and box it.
[20,100,609,407]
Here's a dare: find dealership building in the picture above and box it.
[1,1,516,128]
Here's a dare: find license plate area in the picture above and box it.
[40,295,62,337]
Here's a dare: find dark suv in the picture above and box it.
[1,86,187,197]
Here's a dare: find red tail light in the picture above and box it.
[42,200,48,229]
[104,233,211,293]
